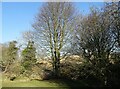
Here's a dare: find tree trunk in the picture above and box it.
[53,51,60,78]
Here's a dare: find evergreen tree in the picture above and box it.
[4,41,18,73]
[21,41,36,70]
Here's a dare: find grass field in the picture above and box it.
[1,75,69,88]
[1,73,101,88]
[3,80,70,88]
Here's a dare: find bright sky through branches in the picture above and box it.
[2,2,104,43]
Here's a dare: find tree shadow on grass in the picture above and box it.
[47,78,90,89]
[48,77,105,89]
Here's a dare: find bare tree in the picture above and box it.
[77,7,116,61]
[75,7,116,85]
[105,2,120,47]
[24,2,76,77]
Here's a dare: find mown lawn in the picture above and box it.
[1,73,102,88]
[1,74,73,89]
[3,80,65,87]
[2,76,69,88]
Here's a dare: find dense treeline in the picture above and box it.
[1,2,120,87]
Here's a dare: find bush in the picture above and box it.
[41,69,53,80]
[5,61,24,80]
[27,61,53,80]
[60,56,84,80]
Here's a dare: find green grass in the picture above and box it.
[1,73,103,88]
[2,75,69,88]
[2,79,69,88]
[2,80,68,87]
